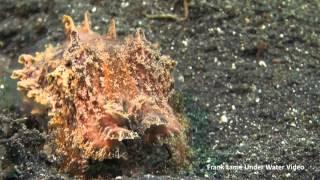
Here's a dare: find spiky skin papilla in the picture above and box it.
[11,14,190,175]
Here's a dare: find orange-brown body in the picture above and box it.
[11,14,189,175]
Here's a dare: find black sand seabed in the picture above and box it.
[0,0,319,179]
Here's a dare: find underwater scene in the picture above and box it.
[0,0,319,179]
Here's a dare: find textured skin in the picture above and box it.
[11,14,189,174]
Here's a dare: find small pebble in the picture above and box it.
[91,6,96,13]
[258,60,267,67]
[231,63,236,69]
[182,39,188,47]
[220,115,228,123]
[290,122,296,127]
[178,75,184,83]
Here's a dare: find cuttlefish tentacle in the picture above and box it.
[106,18,117,40]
